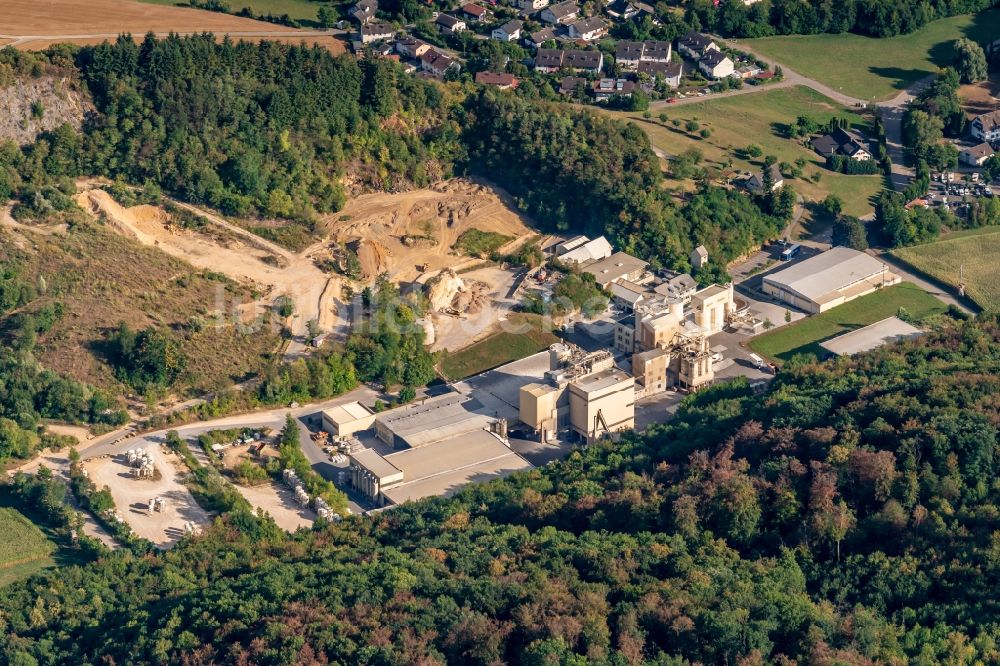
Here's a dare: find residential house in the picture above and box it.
[534,48,566,73]
[677,31,719,60]
[559,75,588,96]
[970,109,1000,143]
[350,0,378,24]
[747,165,784,192]
[540,1,579,24]
[638,60,682,87]
[360,22,395,44]
[534,48,603,73]
[616,40,671,71]
[606,0,639,19]
[396,36,432,59]
[492,19,523,42]
[961,142,995,166]
[563,49,603,73]
[460,3,491,21]
[812,126,872,162]
[475,71,519,89]
[698,51,734,79]
[526,27,557,49]
[435,14,466,34]
[518,0,550,10]
[567,17,606,41]
[420,49,458,76]
[615,41,645,70]
[653,272,697,302]
[593,78,635,102]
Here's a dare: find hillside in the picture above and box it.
[3,314,1000,663]
[0,207,280,393]
[0,75,92,146]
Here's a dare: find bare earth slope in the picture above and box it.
[327,180,535,283]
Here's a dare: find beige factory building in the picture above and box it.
[519,344,634,443]
[762,247,899,314]
[321,401,377,437]
[568,368,635,441]
[611,282,734,391]
[348,392,531,507]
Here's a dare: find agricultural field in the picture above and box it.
[0,0,305,48]
[892,227,1000,311]
[748,282,946,363]
[0,506,58,587]
[745,10,1000,101]
[139,0,327,25]
[613,86,884,219]
[440,314,559,380]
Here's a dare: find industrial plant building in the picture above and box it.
[613,282,744,391]
[347,393,532,507]
[519,344,635,443]
[762,247,899,314]
[321,401,376,437]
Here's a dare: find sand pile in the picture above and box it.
[350,239,391,280]
[426,269,491,314]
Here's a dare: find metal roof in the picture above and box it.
[762,247,887,303]
[819,316,923,356]
[350,448,404,481]
[382,430,531,504]
[580,251,648,284]
[323,401,374,424]
[375,394,494,448]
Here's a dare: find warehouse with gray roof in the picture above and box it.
[761,247,900,314]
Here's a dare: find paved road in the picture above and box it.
[714,37,931,192]
[648,78,795,109]
[867,249,976,314]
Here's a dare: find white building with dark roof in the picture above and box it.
[971,109,1000,143]
[540,0,579,24]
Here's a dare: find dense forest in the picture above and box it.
[0,38,792,272]
[463,92,792,271]
[687,0,1000,39]
[5,313,1000,662]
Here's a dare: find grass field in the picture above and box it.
[745,10,1000,101]
[892,226,1000,311]
[139,0,326,25]
[440,313,559,380]
[748,282,946,363]
[0,506,58,587]
[612,86,884,218]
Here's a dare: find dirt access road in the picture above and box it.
[0,0,344,50]
[74,188,343,356]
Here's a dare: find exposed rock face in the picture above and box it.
[0,75,93,146]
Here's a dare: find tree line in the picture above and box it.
[688,0,999,39]
[6,310,1000,663]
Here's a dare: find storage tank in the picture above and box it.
[549,343,572,370]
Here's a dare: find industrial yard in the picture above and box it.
[83,445,211,548]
